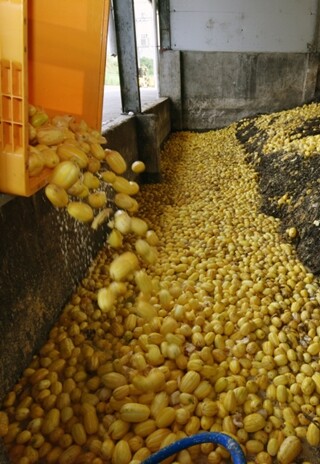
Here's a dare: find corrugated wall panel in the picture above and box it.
[170,0,318,52]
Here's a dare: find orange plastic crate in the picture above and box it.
[0,0,109,196]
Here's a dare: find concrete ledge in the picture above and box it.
[103,115,139,179]
[103,97,171,181]
[142,97,171,147]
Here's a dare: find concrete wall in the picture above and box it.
[137,98,171,182]
[160,50,319,130]
[0,98,170,411]
[102,115,139,175]
[0,192,110,404]
[158,0,320,130]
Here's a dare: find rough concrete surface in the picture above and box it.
[0,191,110,405]
[159,50,319,130]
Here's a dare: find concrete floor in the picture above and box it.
[102,85,159,125]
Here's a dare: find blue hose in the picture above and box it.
[142,431,246,464]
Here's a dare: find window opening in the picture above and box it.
[103,0,159,125]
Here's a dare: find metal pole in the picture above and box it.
[113,0,141,113]
[152,0,159,91]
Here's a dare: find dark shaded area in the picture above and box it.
[291,116,320,137]
[236,112,320,274]
[0,446,9,464]
[0,189,109,406]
